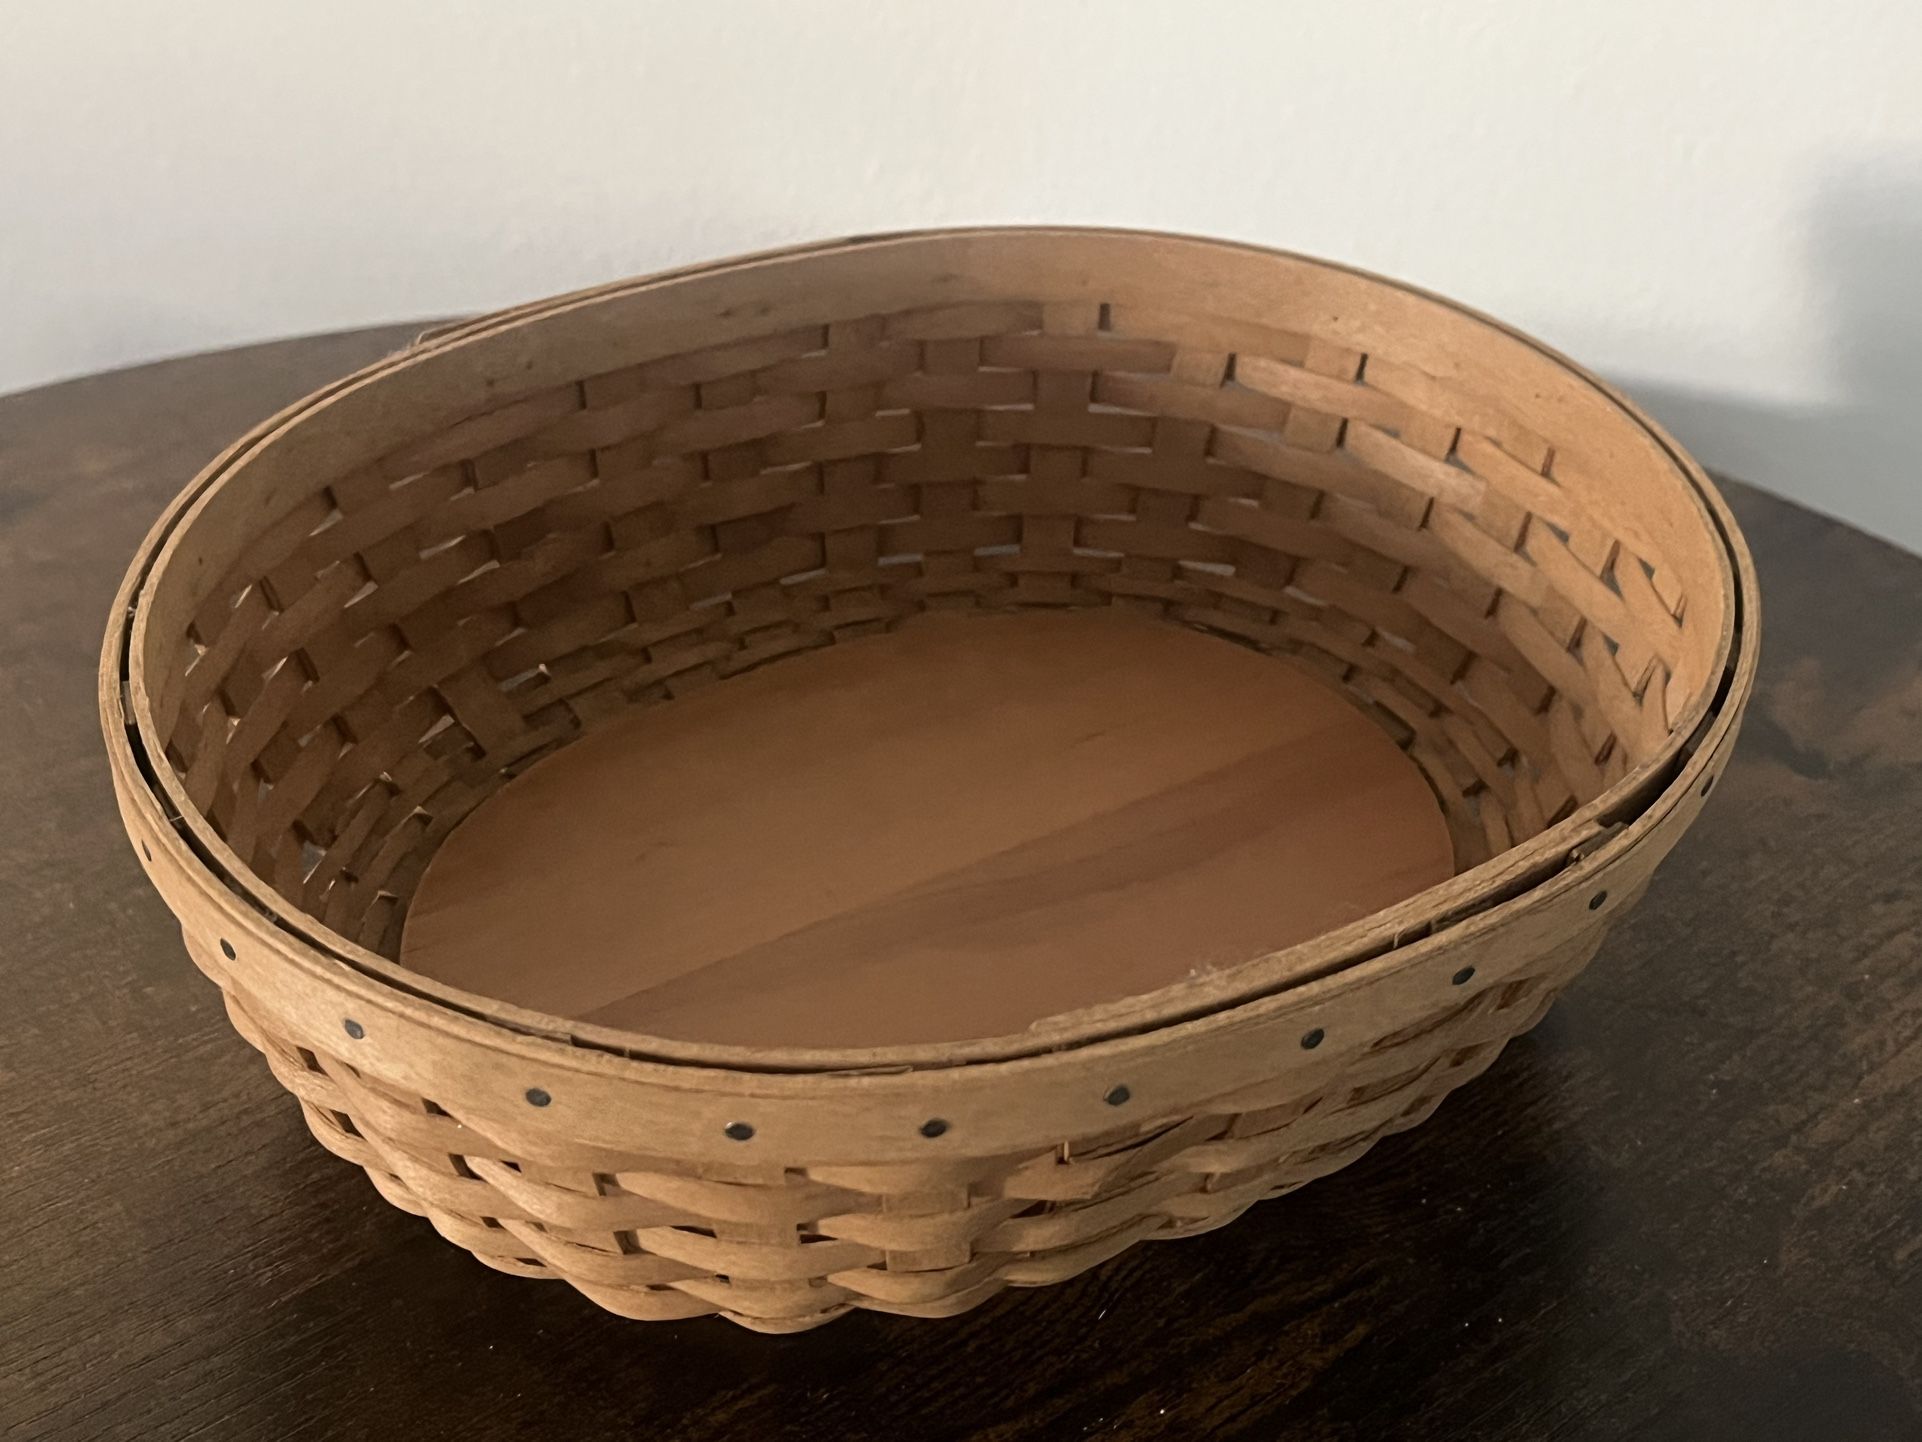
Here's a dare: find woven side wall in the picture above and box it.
[153,296,1712,957]
[187,912,1615,1331]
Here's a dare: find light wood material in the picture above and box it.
[11,337,1885,1437]
[401,609,1455,1047]
[100,228,1759,1330]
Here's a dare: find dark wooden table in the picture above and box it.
[3,331,1919,1441]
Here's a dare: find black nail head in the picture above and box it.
[1300,1027,1325,1050]
[723,1121,754,1141]
[1452,966,1476,986]
[1104,1085,1132,1106]
[343,1019,365,1040]
[919,1118,949,1139]
[525,1087,552,1108]
[219,939,236,959]
[1589,890,1608,910]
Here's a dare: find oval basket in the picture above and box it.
[101,228,1758,1331]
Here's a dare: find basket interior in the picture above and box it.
[393,606,1460,1047]
[132,232,1729,979]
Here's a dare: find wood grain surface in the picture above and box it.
[400,608,1454,1048]
[2,330,1918,1440]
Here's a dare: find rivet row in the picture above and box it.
[476,948,1598,1138]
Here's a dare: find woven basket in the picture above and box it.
[102,228,1758,1331]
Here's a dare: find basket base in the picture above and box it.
[399,609,1454,1048]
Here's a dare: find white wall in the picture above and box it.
[6,1,1921,549]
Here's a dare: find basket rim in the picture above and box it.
[100,225,1761,1078]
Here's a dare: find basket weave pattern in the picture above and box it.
[158,297,1719,948]
[191,924,1603,1326]
[106,230,1754,1331]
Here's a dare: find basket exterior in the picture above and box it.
[109,709,1739,1331]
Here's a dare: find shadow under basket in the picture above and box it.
[102,228,1758,1331]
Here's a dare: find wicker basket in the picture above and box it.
[101,228,1758,1331]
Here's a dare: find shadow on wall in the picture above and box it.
[1620,158,1922,554]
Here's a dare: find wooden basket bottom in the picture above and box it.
[187,917,1613,1331]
